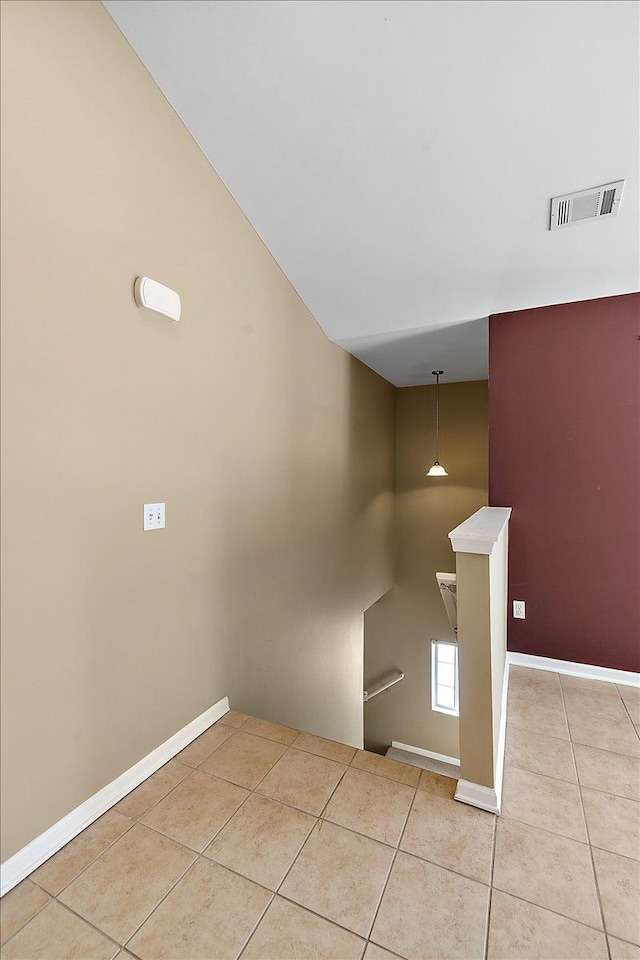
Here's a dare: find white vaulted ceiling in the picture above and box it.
[103,0,639,385]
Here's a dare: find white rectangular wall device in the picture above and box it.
[144,503,165,531]
[134,276,181,321]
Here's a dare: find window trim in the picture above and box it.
[431,639,459,717]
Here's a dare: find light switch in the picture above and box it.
[144,503,165,531]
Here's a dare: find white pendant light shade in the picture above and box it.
[426,370,448,478]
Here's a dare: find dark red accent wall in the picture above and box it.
[489,293,640,672]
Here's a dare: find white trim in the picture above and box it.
[0,696,229,897]
[493,658,510,813]
[455,779,500,814]
[507,652,640,688]
[391,741,460,767]
[448,506,512,556]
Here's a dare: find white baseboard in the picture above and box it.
[0,696,229,897]
[391,741,460,767]
[455,778,500,815]
[507,652,640,688]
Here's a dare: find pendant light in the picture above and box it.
[426,370,448,477]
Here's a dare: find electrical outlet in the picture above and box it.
[513,600,526,619]
[144,502,165,531]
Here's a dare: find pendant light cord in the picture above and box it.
[435,372,440,461]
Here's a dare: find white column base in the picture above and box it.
[455,778,501,814]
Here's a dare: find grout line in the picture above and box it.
[365,938,407,960]
[504,758,577,787]
[363,784,419,945]
[489,886,614,936]
[15,897,124,957]
[619,697,640,737]
[235,720,300,748]
[496,810,591,847]
[260,754,349,904]
[30,816,138,900]
[225,883,274,960]
[483,812,499,960]
[120,853,205,953]
[558,677,611,960]
[0,897,118,957]
[238,895,368,960]
[577,780,640,803]
[119,763,201,826]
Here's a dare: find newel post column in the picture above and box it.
[448,506,512,814]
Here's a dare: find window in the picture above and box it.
[431,640,459,716]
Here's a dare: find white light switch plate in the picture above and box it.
[513,600,526,619]
[144,502,165,531]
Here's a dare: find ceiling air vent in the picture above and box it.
[550,180,625,230]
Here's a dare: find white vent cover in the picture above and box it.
[550,180,625,230]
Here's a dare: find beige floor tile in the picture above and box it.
[364,944,401,959]
[417,768,457,798]
[59,823,195,944]
[487,889,607,959]
[0,880,50,945]
[400,789,494,883]
[279,820,394,937]
[618,687,640,724]
[219,710,249,728]
[1,901,118,960]
[114,953,137,959]
[609,937,640,959]
[507,700,570,741]
[560,675,622,698]
[509,679,565,710]
[174,723,235,767]
[509,666,560,683]
[493,818,601,928]
[115,760,191,819]
[31,812,133,896]
[563,689,631,724]
[242,896,364,959]
[574,744,640,801]
[323,768,415,847]
[241,716,298,745]
[593,848,640,944]
[371,851,489,960]
[566,706,640,758]
[582,788,640,859]
[142,770,248,851]
[128,857,271,960]
[505,727,576,782]
[293,731,357,765]
[199,730,286,789]
[203,793,315,890]
[501,765,586,841]
[256,748,346,815]
[350,750,420,787]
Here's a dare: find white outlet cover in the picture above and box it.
[513,600,526,619]
[144,502,165,531]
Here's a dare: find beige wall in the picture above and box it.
[455,524,509,790]
[0,0,395,861]
[364,381,488,756]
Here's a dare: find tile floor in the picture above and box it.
[1,668,639,959]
